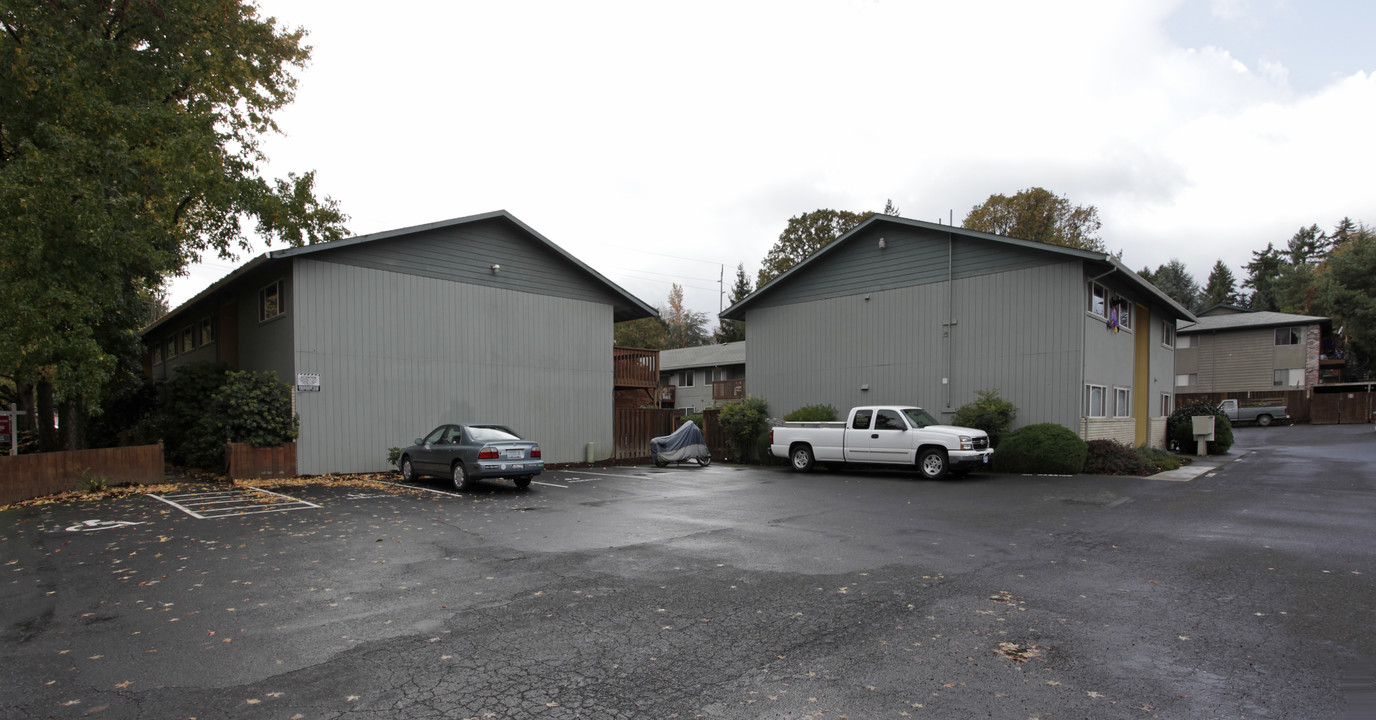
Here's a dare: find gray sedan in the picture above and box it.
[399,424,543,491]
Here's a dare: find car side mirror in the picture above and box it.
[414,438,423,445]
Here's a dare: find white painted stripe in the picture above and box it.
[246,486,323,508]
[371,479,467,498]
[146,492,208,519]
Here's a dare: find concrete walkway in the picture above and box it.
[1150,447,1250,481]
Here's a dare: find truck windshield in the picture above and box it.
[902,408,940,428]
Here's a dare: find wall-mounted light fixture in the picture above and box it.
[490,264,501,274]
[877,237,887,249]
[860,384,870,391]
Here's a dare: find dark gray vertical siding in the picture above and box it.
[754,226,1064,310]
[746,260,1086,430]
[307,217,625,309]
[292,259,612,475]
[237,265,295,381]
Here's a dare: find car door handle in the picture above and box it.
[871,434,878,439]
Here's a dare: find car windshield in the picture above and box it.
[902,408,940,428]
[467,426,521,442]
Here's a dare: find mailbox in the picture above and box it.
[1191,415,1215,441]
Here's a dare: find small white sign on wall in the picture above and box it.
[296,373,321,392]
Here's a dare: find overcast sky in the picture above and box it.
[168,0,1376,328]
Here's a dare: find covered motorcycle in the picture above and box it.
[650,421,711,467]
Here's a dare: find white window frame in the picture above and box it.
[1175,373,1197,387]
[1273,368,1304,387]
[709,367,724,383]
[1161,323,1175,349]
[1110,296,1133,330]
[1113,387,1131,417]
[259,280,285,323]
[678,371,694,387]
[1085,384,1106,418]
[1088,282,1108,318]
[1275,326,1302,346]
[1177,334,1194,349]
[1160,393,1173,417]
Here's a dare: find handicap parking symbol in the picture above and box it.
[65,519,146,533]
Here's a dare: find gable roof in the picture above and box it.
[145,210,656,333]
[720,215,1196,322]
[660,341,746,371]
[1177,309,1329,335]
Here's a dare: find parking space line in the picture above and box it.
[371,480,467,498]
[147,487,320,519]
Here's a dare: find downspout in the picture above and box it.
[945,233,954,410]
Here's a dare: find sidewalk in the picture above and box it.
[1150,448,1250,482]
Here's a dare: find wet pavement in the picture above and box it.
[2,424,1373,719]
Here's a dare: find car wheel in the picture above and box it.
[790,445,815,473]
[451,461,474,491]
[400,456,417,482]
[1257,414,1272,427]
[696,456,711,467]
[918,448,949,480]
[514,477,532,489]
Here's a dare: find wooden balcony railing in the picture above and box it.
[712,379,745,401]
[656,385,675,403]
[613,347,660,388]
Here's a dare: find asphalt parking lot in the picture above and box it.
[2,423,1374,719]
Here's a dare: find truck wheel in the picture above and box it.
[790,445,815,473]
[1257,414,1272,427]
[918,448,948,480]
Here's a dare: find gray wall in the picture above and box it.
[291,259,613,475]
[1175,325,1313,393]
[313,216,628,311]
[664,365,745,412]
[745,259,1087,430]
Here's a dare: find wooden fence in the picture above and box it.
[613,409,675,460]
[1311,389,1375,425]
[0,444,164,506]
[226,442,297,480]
[702,408,730,461]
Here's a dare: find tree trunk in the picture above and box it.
[36,380,58,452]
[61,397,85,451]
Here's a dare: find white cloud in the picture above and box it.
[168,0,1375,320]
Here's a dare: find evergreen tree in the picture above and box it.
[1202,260,1242,309]
[713,264,752,343]
[1243,244,1285,312]
[1141,259,1201,312]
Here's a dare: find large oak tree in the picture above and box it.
[1,1,347,448]
[962,187,1105,252]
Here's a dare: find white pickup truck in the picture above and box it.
[769,405,994,479]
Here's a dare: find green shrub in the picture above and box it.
[1167,401,1234,455]
[387,447,402,468]
[719,396,769,462]
[783,404,838,422]
[679,413,704,430]
[158,362,232,467]
[209,371,299,448]
[82,471,109,494]
[1136,444,1183,473]
[993,423,1087,474]
[157,364,298,471]
[951,389,1018,448]
[1083,439,1148,476]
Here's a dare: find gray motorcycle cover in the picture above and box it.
[650,421,710,464]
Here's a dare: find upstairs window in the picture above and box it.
[182,326,195,353]
[1275,327,1302,346]
[1274,368,1304,387]
[198,317,214,345]
[1088,282,1108,317]
[259,280,284,322]
[1109,296,1133,330]
[677,371,694,387]
[1161,323,1176,348]
[1160,393,1173,416]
